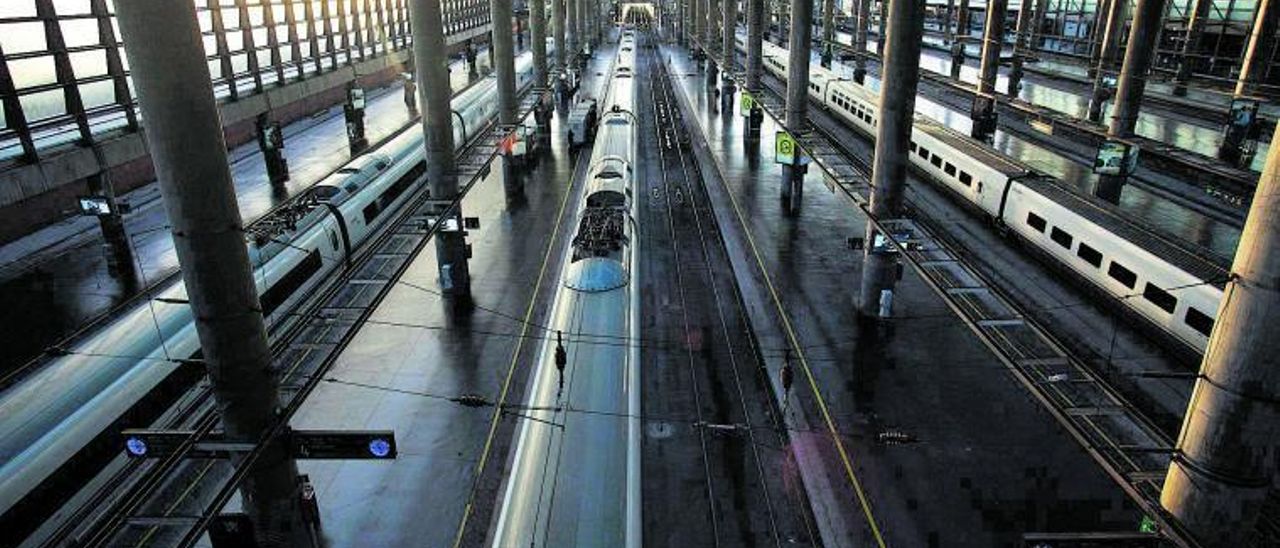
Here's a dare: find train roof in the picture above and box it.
[1017,176,1230,286]
[912,116,1029,178]
[911,111,1227,284]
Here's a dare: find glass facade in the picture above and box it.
[0,0,492,165]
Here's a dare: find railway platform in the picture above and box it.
[0,45,494,375]
[663,44,1147,546]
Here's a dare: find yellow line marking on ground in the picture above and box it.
[451,141,580,548]
[664,53,889,547]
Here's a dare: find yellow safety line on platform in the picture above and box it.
[666,49,888,547]
[451,145,580,548]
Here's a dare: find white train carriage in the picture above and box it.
[746,36,1228,353]
[493,32,642,548]
[0,48,550,523]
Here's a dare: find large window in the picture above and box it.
[0,0,432,165]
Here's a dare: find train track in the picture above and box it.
[644,35,792,546]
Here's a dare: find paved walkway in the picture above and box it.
[0,45,493,371]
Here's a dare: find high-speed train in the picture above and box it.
[0,46,550,529]
[743,36,1228,354]
[492,31,641,548]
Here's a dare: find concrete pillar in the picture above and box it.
[1161,122,1280,548]
[532,0,548,85]
[555,0,567,72]
[492,0,516,120]
[1107,0,1166,138]
[1234,0,1278,98]
[1215,0,1276,165]
[746,0,764,87]
[1087,0,1112,76]
[1085,0,1127,123]
[1171,0,1211,96]
[1093,0,1165,202]
[708,0,722,84]
[746,0,766,137]
[113,1,307,546]
[493,0,519,194]
[693,0,703,52]
[945,0,956,43]
[780,0,813,208]
[876,0,888,56]
[854,0,871,81]
[1007,0,1034,95]
[970,0,1006,141]
[976,0,1007,95]
[859,0,925,319]
[1031,0,1050,48]
[705,0,717,52]
[567,0,578,69]
[822,0,836,66]
[410,0,471,295]
[951,0,970,76]
[724,0,739,97]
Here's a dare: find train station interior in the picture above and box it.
[0,0,1277,546]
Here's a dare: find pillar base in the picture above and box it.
[1094,173,1125,203]
[1162,459,1270,548]
[435,227,472,296]
[780,163,805,215]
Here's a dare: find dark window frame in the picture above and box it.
[1049,226,1073,249]
[1108,262,1138,289]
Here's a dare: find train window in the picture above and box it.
[1025,212,1047,232]
[1142,283,1177,314]
[1049,227,1073,249]
[909,142,918,153]
[959,171,973,185]
[918,146,930,159]
[328,230,339,251]
[362,202,381,224]
[1184,307,1214,337]
[944,163,957,177]
[1076,243,1103,267]
[259,250,322,316]
[1107,262,1137,289]
[930,155,942,168]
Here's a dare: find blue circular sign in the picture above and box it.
[368,438,391,458]
[126,437,148,457]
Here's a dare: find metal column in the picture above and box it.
[555,0,567,72]
[780,0,813,208]
[1161,122,1280,548]
[409,0,471,296]
[112,1,308,546]
[1086,0,1127,122]
[859,0,926,319]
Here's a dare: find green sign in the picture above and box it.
[740,92,755,117]
[775,130,796,165]
[1138,515,1157,533]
